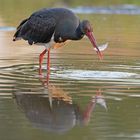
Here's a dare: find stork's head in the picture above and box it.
[80,20,103,60]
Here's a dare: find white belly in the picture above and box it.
[35,34,70,49]
[35,33,55,49]
[36,40,55,49]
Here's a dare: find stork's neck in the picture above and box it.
[54,22,85,42]
[74,23,85,40]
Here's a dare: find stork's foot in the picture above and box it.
[39,68,43,76]
[39,74,49,86]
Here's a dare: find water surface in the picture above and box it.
[0,3,140,140]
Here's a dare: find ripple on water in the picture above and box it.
[54,70,138,81]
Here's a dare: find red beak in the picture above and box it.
[86,31,103,60]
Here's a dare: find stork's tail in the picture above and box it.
[13,30,21,41]
[13,18,28,41]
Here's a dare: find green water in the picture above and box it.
[0,1,140,140]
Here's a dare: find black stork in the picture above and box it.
[13,8,104,77]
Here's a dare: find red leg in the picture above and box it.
[47,49,50,73]
[38,49,51,85]
[46,49,50,83]
[39,49,47,75]
[44,49,50,86]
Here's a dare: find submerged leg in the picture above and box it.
[39,49,47,75]
[38,48,51,85]
[47,49,50,72]
[46,49,50,83]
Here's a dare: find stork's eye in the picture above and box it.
[85,28,91,33]
[59,37,63,42]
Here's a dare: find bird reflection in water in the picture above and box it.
[14,78,107,133]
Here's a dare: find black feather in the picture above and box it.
[13,8,81,45]
[13,18,28,41]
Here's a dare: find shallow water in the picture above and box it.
[0,4,140,140]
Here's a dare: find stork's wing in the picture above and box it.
[14,15,56,45]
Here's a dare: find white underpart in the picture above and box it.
[36,33,55,50]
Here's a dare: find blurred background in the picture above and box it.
[0,1,140,140]
[0,0,140,25]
